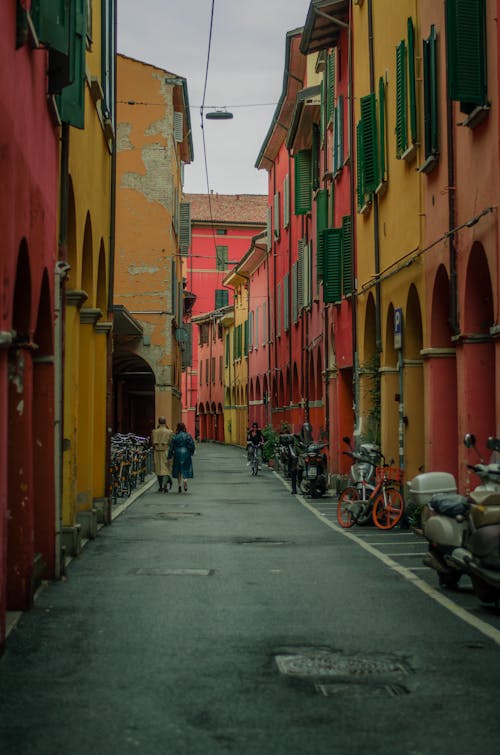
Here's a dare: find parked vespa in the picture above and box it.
[407,434,500,605]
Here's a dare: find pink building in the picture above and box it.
[181,194,266,437]
[1,4,59,647]
[191,308,228,442]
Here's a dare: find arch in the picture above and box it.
[315,348,323,402]
[112,350,155,437]
[292,363,300,403]
[430,265,453,347]
[383,303,397,369]
[405,284,423,360]
[34,269,53,356]
[66,178,78,289]
[278,370,285,407]
[81,213,93,307]
[360,293,379,443]
[249,379,254,403]
[363,293,377,364]
[286,365,291,405]
[463,242,494,334]
[12,240,32,338]
[404,285,425,477]
[96,242,107,314]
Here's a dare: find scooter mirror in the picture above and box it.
[464,433,476,448]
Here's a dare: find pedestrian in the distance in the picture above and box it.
[168,422,195,493]
[151,417,174,492]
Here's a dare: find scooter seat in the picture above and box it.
[429,494,469,517]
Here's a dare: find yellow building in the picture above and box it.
[353,1,425,477]
[222,268,249,446]
[61,1,116,553]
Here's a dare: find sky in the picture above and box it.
[118,0,308,196]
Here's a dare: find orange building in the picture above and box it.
[114,55,193,436]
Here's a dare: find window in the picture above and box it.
[283,174,290,228]
[215,289,229,309]
[179,202,191,255]
[199,360,203,384]
[378,77,387,184]
[57,0,86,128]
[262,301,267,344]
[205,358,209,384]
[333,95,344,175]
[315,189,329,283]
[211,357,216,384]
[446,0,488,121]
[273,192,280,239]
[174,112,183,143]
[248,310,254,349]
[395,19,418,159]
[255,305,259,347]
[292,262,298,323]
[266,206,272,252]
[200,323,209,346]
[421,25,439,171]
[322,216,353,304]
[294,150,312,215]
[225,334,230,367]
[216,246,228,271]
[283,273,290,332]
[244,320,249,356]
[359,93,379,195]
[326,50,336,126]
[101,0,116,123]
[297,239,305,311]
[277,282,281,337]
[219,355,223,383]
[216,229,227,235]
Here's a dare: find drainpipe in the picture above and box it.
[348,2,360,439]
[266,209,272,426]
[288,153,294,427]
[368,0,382,351]
[446,74,459,335]
[55,123,70,579]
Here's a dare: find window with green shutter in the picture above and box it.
[396,40,408,157]
[292,262,298,323]
[315,189,329,283]
[407,18,417,145]
[326,51,335,125]
[333,95,344,175]
[31,0,70,54]
[244,320,249,356]
[322,228,342,304]
[446,0,488,112]
[215,289,228,309]
[312,125,320,191]
[297,239,305,311]
[101,0,116,122]
[378,77,387,183]
[179,202,191,255]
[294,150,312,215]
[225,333,230,367]
[360,93,379,194]
[283,273,290,331]
[356,121,365,211]
[57,0,86,128]
[216,245,228,270]
[422,25,439,168]
[341,216,353,297]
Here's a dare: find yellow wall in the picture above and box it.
[62,2,113,531]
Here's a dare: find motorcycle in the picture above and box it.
[341,436,381,525]
[407,434,500,605]
[299,440,328,498]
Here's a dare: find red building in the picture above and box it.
[1,4,60,648]
[181,194,266,438]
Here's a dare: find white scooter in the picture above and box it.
[407,435,500,606]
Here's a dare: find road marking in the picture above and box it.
[275,474,500,647]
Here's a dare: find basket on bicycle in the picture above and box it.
[375,465,404,485]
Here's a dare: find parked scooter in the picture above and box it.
[299,440,328,498]
[407,434,500,605]
[341,436,381,525]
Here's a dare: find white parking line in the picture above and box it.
[276,475,500,647]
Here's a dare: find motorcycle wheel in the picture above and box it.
[438,572,461,590]
[470,575,499,605]
[337,487,359,528]
[372,487,404,529]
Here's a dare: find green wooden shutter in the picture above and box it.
[337,95,344,168]
[320,74,326,145]
[312,125,320,191]
[378,77,386,182]
[323,228,342,304]
[31,0,70,53]
[396,40,408,157]
[294,150,312,215]
[326,51,335,124]
[446,0,487,106]
[292,262,298,323]
[315,189,329,283]
[58,0,86,128]
[179,202,191,255]
[356,121,364,210]
[283,273,289,331]
[407,18,417,144]
[341,216,353,297]
[215,289,228,309]
[423,26,439,158]
[297,239,305,310]
[244,320,249,356]
[360,94,379,193]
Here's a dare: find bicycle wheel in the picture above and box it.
[372,487,404,530]
[337,486,359,528]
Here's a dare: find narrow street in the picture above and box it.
[1,443,499,755]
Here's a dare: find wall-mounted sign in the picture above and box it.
[394,308,403,350]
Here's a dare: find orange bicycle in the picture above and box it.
[337,454,404,530]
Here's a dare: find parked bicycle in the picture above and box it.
[109,433,151,502]
[337,451,404,530]
[340,437,380,525]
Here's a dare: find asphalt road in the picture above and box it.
[1,442,499,755]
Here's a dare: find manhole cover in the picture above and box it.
[275,650,410,679]
[131,568,213,576]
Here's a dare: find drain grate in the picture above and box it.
[275,651,410,678]
[316,682,410,697]
[131,568,213,576]
[155,512,201,520]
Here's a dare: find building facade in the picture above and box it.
[114,55,193,438]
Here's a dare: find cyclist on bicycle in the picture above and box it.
[247,421,264,465]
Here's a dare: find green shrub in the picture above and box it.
[262,425,279,462]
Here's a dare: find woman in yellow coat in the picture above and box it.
[151,417,174,492]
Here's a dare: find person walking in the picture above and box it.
[151,417,174,492]
[168,422,195,493]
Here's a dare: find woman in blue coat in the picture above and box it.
[168,422,195,493]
